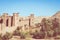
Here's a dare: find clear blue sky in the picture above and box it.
[0,0,60,16]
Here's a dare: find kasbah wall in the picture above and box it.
[0,13,50,35]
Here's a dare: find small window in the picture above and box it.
[0,19,3,23]
[19,20,21,22]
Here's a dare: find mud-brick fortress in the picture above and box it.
[0,13,50,34]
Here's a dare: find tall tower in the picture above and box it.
[2,13,8,27]
[29,14,34,26]
[13,13,19,27]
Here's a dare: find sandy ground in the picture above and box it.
[9,38,60,40]
[9,39,60,40]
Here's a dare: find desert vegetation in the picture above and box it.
[0,18,60,40]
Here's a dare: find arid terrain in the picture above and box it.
[0,11,60,40]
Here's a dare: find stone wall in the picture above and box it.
[0,13,50,34]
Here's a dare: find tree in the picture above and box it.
[52,18,59,29]
[40,18,48,38]
[0,34,2,40]
[2,32,13,40]
[13,27,20,36]
[40,18,55,38]
[32,28,45,39]
[52,18,59,37]
[20,29,31,39]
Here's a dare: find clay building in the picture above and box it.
[0,13,50,34]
